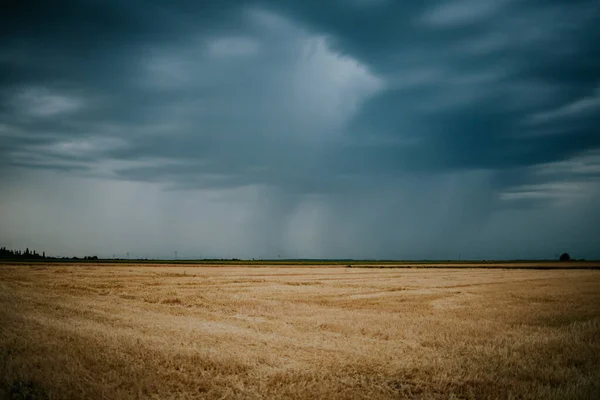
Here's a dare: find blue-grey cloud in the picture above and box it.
[1,0,599,259]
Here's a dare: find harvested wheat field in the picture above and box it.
[1,264,599,399]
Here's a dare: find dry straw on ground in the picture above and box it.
[1,264,599,399]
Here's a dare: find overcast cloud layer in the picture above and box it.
[1,0,599,259]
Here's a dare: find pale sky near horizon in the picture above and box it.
[1,0,599,259]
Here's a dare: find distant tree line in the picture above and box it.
[0,247,46,260]
[0,247,98,261]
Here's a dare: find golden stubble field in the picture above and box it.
[1,264,599,399]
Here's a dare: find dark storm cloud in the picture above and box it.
[2,2,334,193]
[2,0,599,186]
[268,0,600,170]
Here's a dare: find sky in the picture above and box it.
[1,0,599,260]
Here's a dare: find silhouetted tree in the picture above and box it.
[559,253,571,261]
